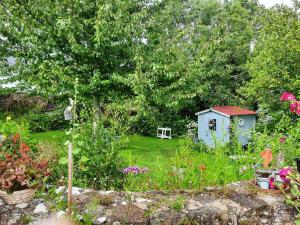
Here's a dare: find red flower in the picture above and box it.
[11,134,20,143]
[199,164,206,172]
[280,92,296,101]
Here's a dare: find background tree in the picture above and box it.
[0,0,144,120]
[130,0,260,134]
[240,5,300,129]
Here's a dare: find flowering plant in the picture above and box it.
[122,166,148,174]
[281,170,300,218]
[0,133,50,193]
[280,91,300,115]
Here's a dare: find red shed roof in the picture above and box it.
[211,106,257,116]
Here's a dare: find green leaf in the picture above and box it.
[59,157,68,165]
[79,156,89,163]
[73,148,81,155]
[64,140,71,146]
[77,141,84,147]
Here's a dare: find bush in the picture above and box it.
[25,110,68,132]
[129,106,189,136]
[0,133,50,192]
[59,121,127,190]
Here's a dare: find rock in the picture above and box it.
[15,203,28,209]
[110,204,148,224]
[98,190,114,195]
[95,216,107,224]
[56,210,66,218]
[133,202,148,210]
[55,186,66,194]
[112,222,121,225]
[71,187,83,196]
[135,197,152,203]
[186,199,203,211]
[0,181,297,225]
[33,203,48,214]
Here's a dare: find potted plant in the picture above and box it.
[0,133,50,204]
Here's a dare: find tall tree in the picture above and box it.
[240,5,300,126]
[132,0,260,113]
[0,0,144,119]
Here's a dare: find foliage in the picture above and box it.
[132,0,259,121]
[283,171,300,219]
[0,1,299,136]
[35,142,61,184]
[0,0,144,118]
[25,109,68,132]
[0,116,29,139]
[241,5,300,130]
[169,196,186,212]
[0,133,49,192]
[58,121,127,190]
[124,137,254,191]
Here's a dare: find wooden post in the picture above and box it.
[67,142,73,216]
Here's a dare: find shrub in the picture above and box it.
[129,106,189,136]
[25,109,68,132]
[0,116,29,139]
[59,121,127,190]
[0,133,50,192]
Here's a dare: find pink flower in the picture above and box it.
[279,167,292,183]
[296,101,300,115]
[290,101,300,115]
[280,92,296,101]
[279,136,287,143]
[269,177,275,189]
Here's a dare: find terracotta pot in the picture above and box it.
[0,189,36,205]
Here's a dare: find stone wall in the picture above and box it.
[0,181,296,225]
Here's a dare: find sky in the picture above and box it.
[259,0,293,8]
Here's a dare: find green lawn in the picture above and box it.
[30,131,182,168]
[30,130,66,146]
[119,135,180,168]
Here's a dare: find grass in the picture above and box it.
[119,135,180,168]
[30,131,183,169]
[30,130,66,144]
[29,130,254,190]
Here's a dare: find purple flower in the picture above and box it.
[279,167,292,183]
[122,166,149,174]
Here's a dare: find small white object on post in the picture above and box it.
[64,106,73,121]
[157,127,172,139]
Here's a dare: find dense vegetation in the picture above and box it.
[0,0,299,134]
[0,1,299,219]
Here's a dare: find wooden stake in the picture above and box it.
[67,142,73,216]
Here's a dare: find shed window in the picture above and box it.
[209,119,216,131]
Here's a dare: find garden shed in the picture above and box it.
[195,106,257,148]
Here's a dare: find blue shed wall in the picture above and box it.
[197,111,230,148]
[232,115,256,146]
